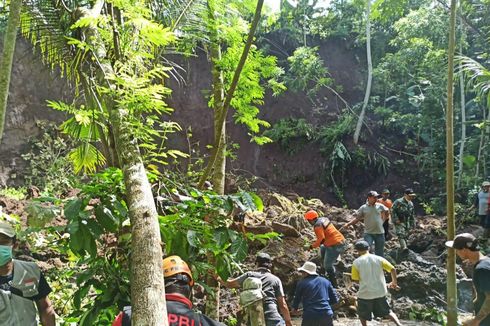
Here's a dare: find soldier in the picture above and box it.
[391,188,416,253]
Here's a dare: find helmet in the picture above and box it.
[163,255,194,286]
[304,210,319,221]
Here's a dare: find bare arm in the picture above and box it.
[36,297,55,326]
[475,292,490,323]
[277,295,293,326]
[340,216,361,230]
[216,276,241,289]
[388,268,399,289]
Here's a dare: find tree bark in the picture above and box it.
[111,109,168,326]
[445,0,458,324]
[208,0,226,195]
[0,0,23,143]
[198,0,265,189]
[353,0,372,144]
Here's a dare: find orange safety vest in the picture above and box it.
[311,217,345,248]
[377,198,393,209]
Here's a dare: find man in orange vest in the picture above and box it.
[377,189,393,241]
[304,210,346,288]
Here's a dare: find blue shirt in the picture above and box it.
[292,275,339,318]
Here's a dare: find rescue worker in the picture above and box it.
[219,252,293,326]
[304,210,346,288]
[291,261,339,326]
[351,240,402,326]
[0,221,55,326]
[446,233,490,326]
[112,255,223,326]
[391,188,416,253]
[341,191,389,257]
[377,189,393,240]
[469,181,490,240]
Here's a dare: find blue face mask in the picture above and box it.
[0,245,13,266]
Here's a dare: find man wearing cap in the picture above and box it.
[219,252,293,326]
[304,210,346,288]
[391,188,416,253]
[291,261,338,326]
[0,221,55,325]
[446,233,490,326]
[469,181,490,240]
[377,189,393,241]
[351,240,402,326]
[341,191,389,257]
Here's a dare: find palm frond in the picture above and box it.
[69,142,106,174]
[20,0,79,80]
[457,55,490,104]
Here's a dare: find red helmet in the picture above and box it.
[304,210,319,221]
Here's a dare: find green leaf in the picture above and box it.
[187,230,200,247]
[95,206,118,232]
[213,228,230,247]
[230,237,248,261]
[65,199,84,220]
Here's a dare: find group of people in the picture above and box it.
[0,183,489,325]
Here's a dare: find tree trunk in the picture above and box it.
[0,0,22,143]
[445,0,458,324]
[111,109,167,326]
[208,0,226,195]
[456,16,466,189]
[353,0,372,145]
[81,2,167,324]
[475,108,487,179]
[198,0,265,189]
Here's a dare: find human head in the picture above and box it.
[354,239,370,253]
[367,191,381,205]
[304,210,319,225]
[297,261,317,277]
[381,189,390,199]
[482,181,490,192]
[445,233,479,252]
[256,252,273,270]
[0,222,16,246]
[404,188,416,201]
[163,255,194,298]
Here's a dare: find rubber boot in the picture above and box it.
[327,270,338,288]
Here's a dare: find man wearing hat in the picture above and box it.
[341,191,389,257]
[377,189,393,240]
[291,261,338,326]
[446,233,490,326]
[469,181,490,240]
[391,188,416,253]
[351,240,402,326]
[219,252,293,326]
[0,221,55,325]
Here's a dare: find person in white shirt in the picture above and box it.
[351,240,402,326]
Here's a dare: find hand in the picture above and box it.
[388,282,400,291]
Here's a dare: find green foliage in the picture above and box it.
[0,187,26,200]
[21,121,79,196]
[316,113,355,154]
[158,185,267,281]
[409,306,447,325]
[264,118,315,155]
[285,46,332,98]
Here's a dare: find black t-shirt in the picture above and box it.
[474,257,490,326]
[0,271,52,301]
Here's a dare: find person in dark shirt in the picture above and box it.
[0,221,55,326]
[291,261,338,326]
[219,252,293,326]
[446,233,490,326]
[112,255,223,326]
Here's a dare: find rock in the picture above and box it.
[272,221,301,238]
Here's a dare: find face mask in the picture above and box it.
[0,245,13,266]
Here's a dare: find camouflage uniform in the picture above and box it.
[391,198,415,250]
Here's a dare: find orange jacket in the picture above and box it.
[311,217,345,248]
[377,198,393,209]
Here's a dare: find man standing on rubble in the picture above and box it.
[391,188,416,254]
[469,181,490,240]
[341,191,389,257]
